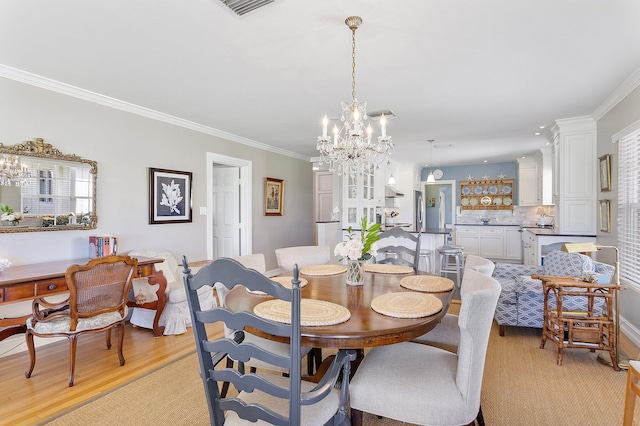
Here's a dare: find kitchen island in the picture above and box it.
[454,224,522,263]
[521,227,596,266]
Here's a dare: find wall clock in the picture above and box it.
[433,169,443,179]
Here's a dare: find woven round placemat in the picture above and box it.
[400,275,454,293]
[299,264,347,276]
[246,277,308,294]
[364,264,414,274]
[370,292,443,318]
[253,299,351,326]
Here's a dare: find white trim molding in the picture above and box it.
[0,64,310,162]
[592,66,640,121]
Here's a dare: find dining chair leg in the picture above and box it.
[24,329,36,379]
[350,408,363,426]
[106,328,112,349]
[476,405,485,426]
[117,322,126,366]
[68,335,78,387]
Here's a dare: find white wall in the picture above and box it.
[596,83,640,350]
[0,77,314,270]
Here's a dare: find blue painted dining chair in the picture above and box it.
[182,257,355,425]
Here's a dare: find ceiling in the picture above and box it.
[1,0,640,168]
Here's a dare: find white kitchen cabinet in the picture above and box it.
[505,228,523,260]
[455,225,522,262]
[342,164,378,228]
[454,226,479,256]
[549,118,597,234]
[478,227,504,258]
[517,158,540,206]
[522,229,537,265]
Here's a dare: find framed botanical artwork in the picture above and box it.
[599,154,611,192]
[149,168,192,224]
[265,177,284,216]
[599,199,610,233]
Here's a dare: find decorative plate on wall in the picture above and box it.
[502,184,512,194]
[493,197,503,206]
[481,196,492,206]
[469,198,478,206]
[488,185,498,194]
[461,198,470,206]
[462,186,471,195]
[474,186,484,195]
[503,196,513,206]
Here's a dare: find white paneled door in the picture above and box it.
[212,165,240,259]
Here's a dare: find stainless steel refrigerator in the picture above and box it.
[414,190,424,231]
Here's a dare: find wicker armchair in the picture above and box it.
[25,255,137,386]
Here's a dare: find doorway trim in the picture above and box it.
[207,152,252,260]
[422,179,457,228]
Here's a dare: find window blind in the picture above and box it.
[617,128,640,289]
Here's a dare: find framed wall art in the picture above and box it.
[599,199,610,233]
[265,177,284,216]
[599,154,611,192]
[149,168,192,224]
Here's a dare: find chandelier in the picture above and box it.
[0,154,31,186]
[317,16,393,176]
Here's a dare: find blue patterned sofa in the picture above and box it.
[492,250,615,336]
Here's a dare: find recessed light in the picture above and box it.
[483,160,488,163]
[539,126,545,129]
[534,132,541,136]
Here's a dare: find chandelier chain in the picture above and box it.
[351,28,357,102]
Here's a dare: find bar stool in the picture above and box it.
[437,245,465,287]
[418,249,433,273]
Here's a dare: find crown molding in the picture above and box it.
[592,66,640,121]
[0,64,311,162]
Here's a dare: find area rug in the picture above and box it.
[42,321,633,425]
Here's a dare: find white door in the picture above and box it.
[212,165,240,259]
[315,172,334,221]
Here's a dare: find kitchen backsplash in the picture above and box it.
[456,205,555,226]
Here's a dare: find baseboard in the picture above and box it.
[620,314,640,359]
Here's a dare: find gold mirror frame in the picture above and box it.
[0,138,98,233]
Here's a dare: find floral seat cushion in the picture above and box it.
[27,308,127,334]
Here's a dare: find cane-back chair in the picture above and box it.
[25,255,137,386]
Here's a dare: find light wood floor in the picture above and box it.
[0,323,222,425]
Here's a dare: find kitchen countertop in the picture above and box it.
[455,223,520,227]
[345,227,451,234]
[523,228,596,237]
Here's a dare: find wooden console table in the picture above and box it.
[0,256,164,340]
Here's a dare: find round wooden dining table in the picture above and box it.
[224,268,454,349]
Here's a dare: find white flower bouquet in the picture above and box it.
[335,216,381,262]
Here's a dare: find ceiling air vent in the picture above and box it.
[219,0,274,16]
[368,109,397,120]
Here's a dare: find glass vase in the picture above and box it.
[346,259,365,286]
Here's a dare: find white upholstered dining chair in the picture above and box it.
[411,255,495,353]
[275,245,330,273]
[349,269,500,426]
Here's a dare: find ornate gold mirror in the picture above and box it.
[0,138,97,233]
